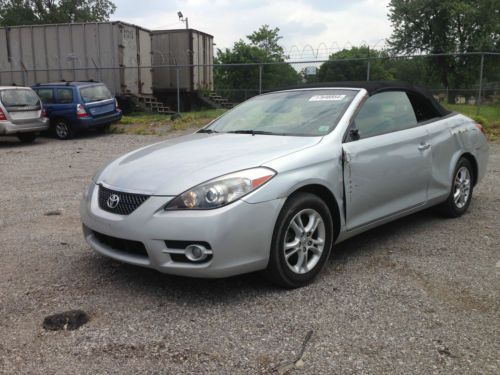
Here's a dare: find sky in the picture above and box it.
[112,0,392,60]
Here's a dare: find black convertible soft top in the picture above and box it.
[274,81,450,117]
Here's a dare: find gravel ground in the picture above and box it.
[0,132,499,374]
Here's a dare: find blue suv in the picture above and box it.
[32,81,122,140]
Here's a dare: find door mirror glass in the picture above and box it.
[349,126,360,141]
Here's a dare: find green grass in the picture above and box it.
[445,103,500,124]
[444,103,500,142]
[114,104,500,142]
[112,109,226,135]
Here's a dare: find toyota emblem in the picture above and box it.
[107,194,120,209]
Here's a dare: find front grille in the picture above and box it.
[98,185,150,215]
[93,231,148,257]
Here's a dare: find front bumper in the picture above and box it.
[73,111,122,129]
[80,183,284,278]
[0,117,49,135]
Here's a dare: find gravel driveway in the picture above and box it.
[0,132,498,374]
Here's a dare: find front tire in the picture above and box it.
[264,192,334,288]
[17,132,37,143]
[53,120,74,140]
[437,157,474,218]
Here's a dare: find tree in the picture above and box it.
[387,0,500,98]
[315,46,394,83]
[215,25,300,101]
[0,0,116,26]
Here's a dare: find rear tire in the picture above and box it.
[53,120,74,140]
[17,132,37,143]
[264,192,334,288]
[97,123,111,133]
[437,157,474,218]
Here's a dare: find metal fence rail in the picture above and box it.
[1,52,499,117]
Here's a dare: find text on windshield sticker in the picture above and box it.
[309,94,346,102]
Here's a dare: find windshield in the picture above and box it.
[205,89,357,136]
[0,89,40,108]
[79,84,113,103]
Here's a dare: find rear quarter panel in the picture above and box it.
[423,113,489,201]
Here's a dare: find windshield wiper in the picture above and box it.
[198,128,219,133]
[226,130,278,136]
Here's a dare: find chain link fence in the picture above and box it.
[212,53,500,119]
[1,52,499,118]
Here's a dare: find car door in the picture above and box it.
[53,87,76,119]
[404,91,459,201]
[342,91,431,230]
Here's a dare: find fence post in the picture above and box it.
[20,61,27,86]
[476,53,484,116]
[259,64,263,94]
[366,47,371,81]
[91,57,101,82]
[176,66,181,115]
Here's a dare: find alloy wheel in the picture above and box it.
[453,166,471,209]
[55,122,69,139]
[283,208,325,274]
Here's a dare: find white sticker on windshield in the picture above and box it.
[309,94,346,102]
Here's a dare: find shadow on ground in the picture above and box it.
[74,206,444,305]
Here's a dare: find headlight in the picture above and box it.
[165,167,276,210]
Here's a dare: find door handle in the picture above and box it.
[418,143,430,151]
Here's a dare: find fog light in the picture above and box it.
[185,244,209,262]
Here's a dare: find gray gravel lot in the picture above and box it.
[0,132,499,374]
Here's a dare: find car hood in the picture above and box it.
[95,133,321,195]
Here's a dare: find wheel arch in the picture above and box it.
[288,184,341,241]
[49,116,69,127]
[460,152,479,186]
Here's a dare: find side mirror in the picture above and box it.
[349,127,360,141]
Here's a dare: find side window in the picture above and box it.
[56,88,74,104]
[407,92,442,122]
[35,88,54,104]
[354,91,417,139]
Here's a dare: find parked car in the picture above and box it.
[80,81,489,288]
[0,86,49,143]
[32,81,122,140]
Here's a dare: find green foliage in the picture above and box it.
[471,115,489,128]
[314,46,394,82]
[215,25,300,101]
[388,0,499,53]
[445,103,500,123]
[115,109,226,135]
[387,0,500,93]
[0,0,116,26]
[444,103,500,141]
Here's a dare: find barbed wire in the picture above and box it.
[282,39,389,60]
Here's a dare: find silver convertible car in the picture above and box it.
[80,82,489,288]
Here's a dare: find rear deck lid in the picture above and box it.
[0,88,41,123]
[79,84,115,117]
